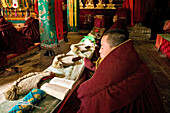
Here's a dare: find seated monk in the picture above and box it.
[77,29,166,113]
[84,8,129,73]
[0,16,33,54]
[109,7,128,34]
[0,16,33,75]
[20,17,40,43]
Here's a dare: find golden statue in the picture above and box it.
[106,0,115,9]
[85,0,94,9]
[96,0,105,9]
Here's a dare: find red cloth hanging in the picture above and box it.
[123,0,134,26]
[34,0,38,14]
[54,0,63,40]
[123,0,155,26]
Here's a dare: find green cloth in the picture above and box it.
[159,34,170,41]
[38,0,57,49]
[81,36,96,44]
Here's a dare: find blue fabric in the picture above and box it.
[7,20,25,23]
[8,88,46,113]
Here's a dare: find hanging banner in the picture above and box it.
[54,0,63,40]
[34,0,38,14]
[67,0,79,32]
[38,0,58,49]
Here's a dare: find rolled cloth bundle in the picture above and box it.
[70,43,91,53]
[8,88,46,113]
[52,54,81,69]
[4,71,52,100]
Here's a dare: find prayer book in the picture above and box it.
[40,77,75,100]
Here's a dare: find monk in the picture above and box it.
[20,17,40,43]
[0,16,34,54]
[77,29,166,113]
[84,8,129,72]
[0,16,33,75]
[109,7,128,34]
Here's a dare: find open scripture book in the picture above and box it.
[40,77,75,100]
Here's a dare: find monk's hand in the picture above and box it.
[84,58,95,71]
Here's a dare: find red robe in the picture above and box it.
[77,40,165,113]
[115,7,128,18]
[21,17,40,43]
[0,16,33,69]
[0,20,30,54]
[0,53,7,70]
[109,19,127,32]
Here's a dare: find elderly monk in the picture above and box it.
[20,17,40,43]
[77,29,166,113]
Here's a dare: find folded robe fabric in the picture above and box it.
[8,88,46,113]
[77,40,165,113]
[4,72,51,100]
[108,19,128,37]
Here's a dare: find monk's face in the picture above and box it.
[113,15,118,22]
[99,35,112,59]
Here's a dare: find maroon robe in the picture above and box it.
[109,19,127,32]
[0,16,33,69]
[115,7,128,18]
[0,53,7,71]
[0,17,33,55]
[77,40,165,113]
[21,17,40,43]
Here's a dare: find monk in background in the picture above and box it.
[77,29,166,113]
[109,7,128,34]
[0,16,34,76]
[20,17,40,43]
